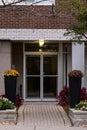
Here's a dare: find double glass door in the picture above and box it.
[25,53,58,101]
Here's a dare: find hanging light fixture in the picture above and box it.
[39,39,44,47]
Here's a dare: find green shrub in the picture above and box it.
[75,101,87,111]
[0,98,15,110]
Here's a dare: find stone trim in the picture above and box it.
[0,29,71,41]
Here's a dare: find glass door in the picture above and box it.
[25,55,40,99]
[43,55,58,99]
[25,53,58,101]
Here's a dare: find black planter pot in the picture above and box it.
[69,77,81,108]
[4,76,17,104]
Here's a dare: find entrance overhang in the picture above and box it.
[0,29,76,41]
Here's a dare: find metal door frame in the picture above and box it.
[24,52,58,101]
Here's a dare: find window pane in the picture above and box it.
[43,55,57,75]
[26,77,40,98]
[26,56,40,75]
[43,77,57,98]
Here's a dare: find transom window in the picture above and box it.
[25,43,59,52]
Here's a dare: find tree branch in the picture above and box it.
[1,0,25,7]
[0,0,49,7]
[82,33,87,39]
[1,0,5,6]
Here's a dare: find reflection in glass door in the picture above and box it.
[25,54,58,101]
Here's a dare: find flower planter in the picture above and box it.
[4,76,17,104]
[69,77,81,108]
[0,108,17,124]
[69,108,87,126]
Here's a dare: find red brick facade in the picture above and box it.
[0,1,77,29]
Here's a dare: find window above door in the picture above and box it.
[25,42,59,52]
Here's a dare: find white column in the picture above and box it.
[58,43,63,95]
[0,41,11,94]
[72,42,85,86]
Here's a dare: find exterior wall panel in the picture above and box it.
[84,45,87,87]
[0,41,11,94]
[12,43,23,93]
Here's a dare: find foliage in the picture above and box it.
[0,97,15,110]
[75,101,87,111]
[15,93,23,107]
[68,70,84,78]
[59,0,87,41]
[57,86,70,106]
[4,69,19,77]
[0,94,22,108]
[57,86,87,106]
[81,87,87,101]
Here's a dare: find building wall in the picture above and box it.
[0,41,86,96]
[0,41,11,94]
[12,42,23,93]
[84,44,87,87]
[0,1,77,29]
[11,42,72,95]
[0,41,23,95]
[0,0,86,96]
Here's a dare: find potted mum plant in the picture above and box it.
[4,69,19,104]
[68,70,84,108]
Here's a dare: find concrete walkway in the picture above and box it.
[0,103,87,130]
[17,102,71,127]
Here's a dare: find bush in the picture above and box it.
[81,87,87,101]
[15,93,23,107]
[75,101,87,111]
[57,86,70,106]
[57,86,87,106]
[0,94,23,108]
[0,97,15,110]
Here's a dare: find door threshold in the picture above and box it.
[23,101,57,105]
[24,98,57,102]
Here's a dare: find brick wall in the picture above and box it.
[0,1,77,29]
